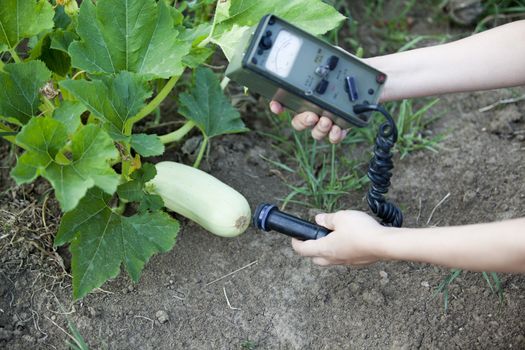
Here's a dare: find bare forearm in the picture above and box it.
[378,218,525,272]
[365,20,525,101]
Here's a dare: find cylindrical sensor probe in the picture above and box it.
[253,204,330,240]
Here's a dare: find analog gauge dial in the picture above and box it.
[265,30,303,78]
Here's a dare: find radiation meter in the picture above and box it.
[225,14,387,128]
[225,15,404,239]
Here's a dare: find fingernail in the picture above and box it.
[331,128,341,142]
[270,101,278,113]
[306,114,316,125]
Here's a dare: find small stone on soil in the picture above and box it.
[361,290,386,306]
[155,310,169,324]
[88,306,98,318]
[349,282,359,293]
[462,190,477,203]
[22,335,35,343]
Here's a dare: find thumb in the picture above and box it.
[315,213,334,230]
[316,211,345,231]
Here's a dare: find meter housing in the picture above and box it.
[225,15,387,128]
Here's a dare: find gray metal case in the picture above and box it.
[225,14,387,128]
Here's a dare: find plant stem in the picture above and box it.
[197,0,221,48]
[193,136,208,168]
[113,199,127,215]
[9,49,21,63]
[198,36,212,48]
[0,123,16,143]
[41,97,55,117]
[125,75,181,134]
[159,120,195,144]
[220,76,230,90]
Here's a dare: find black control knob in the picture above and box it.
[327,55,339,70]
[315,79,329,94]
[259,36,273,50]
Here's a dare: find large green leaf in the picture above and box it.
[0,61,51,125]
[130,133,165,157]
[55,188,179,299]
[68,0,191,79]
[178,67,247,138]
[12,118,120,212]
[180,23,214,68]
[210,0,346,60]
[0,0,54,50]
[35,34,72,76]
[52,101,85,135]
[117,163,163,213]
[60,72,152,138]
[50,29,78,53]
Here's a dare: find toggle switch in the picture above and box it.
[315,79,329,94]
[344,76,358,101]
[315,65,330,78]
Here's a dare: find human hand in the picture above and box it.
[269,101,348,144]
[291,210,388,266]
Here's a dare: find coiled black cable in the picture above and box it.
[353,104,403,227]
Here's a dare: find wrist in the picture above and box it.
[372,227,409,262]
[363,56,400,102]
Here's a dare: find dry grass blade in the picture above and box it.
[478,95,525,112]
[223,286,241,311]
[206,260,258,286]
[427,193,451,225]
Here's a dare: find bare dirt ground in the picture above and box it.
[1,3,525,350]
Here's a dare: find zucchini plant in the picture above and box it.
[0,0,345,299]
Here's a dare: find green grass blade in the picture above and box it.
[490,272,504,303]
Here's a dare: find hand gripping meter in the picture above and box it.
[225,15,403,240]
[225,14,387,129]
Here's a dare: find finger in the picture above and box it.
[291,238,326,257]
[269,100,284,114]
[315,211,345,231]
[312,257,332,266]
[291,112,319,131]
[328,125,343,144]
[311,116,332,140]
